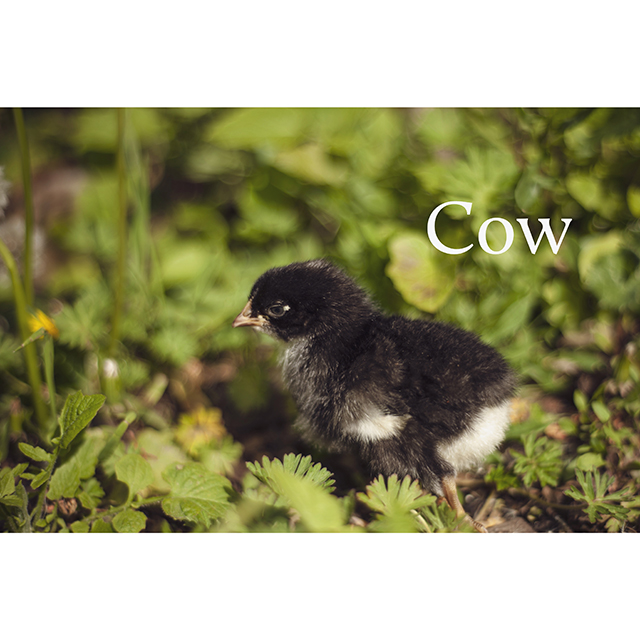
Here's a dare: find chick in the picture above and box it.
[233,259,516,531]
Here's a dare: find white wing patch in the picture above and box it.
[342,407,407,442]
[437,400,511,473]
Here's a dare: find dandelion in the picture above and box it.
[28,309,60,339]
[175,406,226,456]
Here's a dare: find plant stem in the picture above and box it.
[12,108,35,308]
[508,487,585,511]
[31,445,60,525]
[43,334,58,441]
[110,107,128,358]
[81,495,163,524]
[0,238,48,432]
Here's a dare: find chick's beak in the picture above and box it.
[232,300,265,328]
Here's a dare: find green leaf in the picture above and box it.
[98,412,135,463]
[90,519,114,533]
[575,453,605,471]
[0,467,15,498]
[566,172,602,211]
[358,475,435,532]
[627,185,640,218]
[573,389,588,414]
[581,252,640,313]
[12,483,31,531]
[135,428,188,493]
[359,474,433,514]
[48,458,82,500]
[30,470,49,490]
[418,499,474,533]
[74,437,103,480]
[59,391,106,450]
[415,147,519,216]
[386,231,456,313]
[161,462,231,527]
[0,495,24,508]
[115,453,154,500]
[566,171,621,219]
[591,400,611,423]
[113,508,147,533]
[235,189,300,243]
[0,473,21,507]
[488,294,536,342]
[511,433,563,487]
[12,464,28,477]
[71,521,90,533]
[577,232,623,283]
[514,165,553,214]
[267,466,349,532]
[484,464,520,491]
[13,327,46,352]
[416,108,466,148]
[271,143,348,186]
[565,469,632,524]
[247,453,335,496]
[18,442,52,463]
[148,326,199,367]
[200,436,244,476]
[78,477,105,510]
[207,107,309,150]
[48,437,103,501]
[576,469,595,501]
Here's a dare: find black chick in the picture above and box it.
[232,259,516,531]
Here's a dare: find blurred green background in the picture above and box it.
[3,109,639,372]
[1,107,639,493]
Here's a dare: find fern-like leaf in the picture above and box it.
[267,466,349,532]
[565,468,633,524]
[247,453,335,495]
[358,474,436,532]
[511,433,563,487]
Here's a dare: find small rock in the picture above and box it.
[488,517,536,533]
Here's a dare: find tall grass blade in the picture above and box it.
[12,108,35,308]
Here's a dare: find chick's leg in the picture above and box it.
[441,475,488,533]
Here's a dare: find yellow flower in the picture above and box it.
[28,310,60,339]
[175,406,226,456]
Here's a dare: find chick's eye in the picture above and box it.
[268,304,288,318]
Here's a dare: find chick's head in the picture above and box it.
[232,259,374,341]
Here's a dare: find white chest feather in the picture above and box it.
[437,400,511,473]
